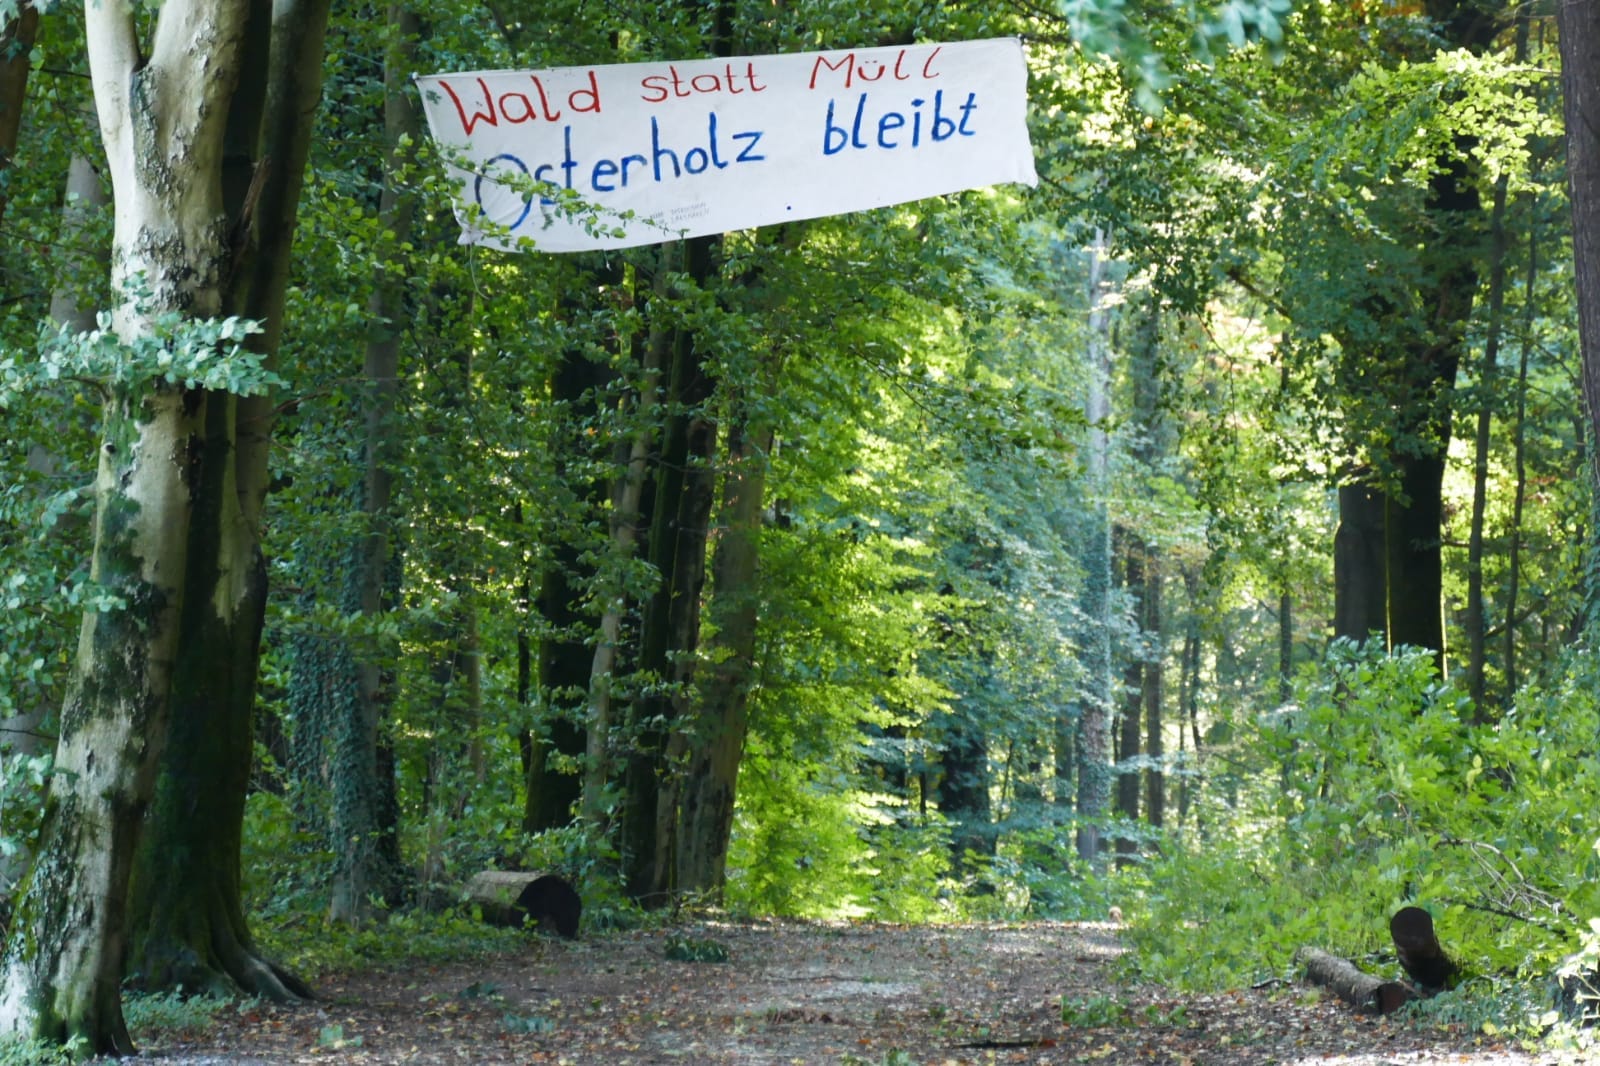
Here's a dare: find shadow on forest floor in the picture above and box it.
[118,919,1567,1064]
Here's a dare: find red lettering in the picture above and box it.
[497,90,538,123]
[893,49,912,80]
[809,52,854,90]
[530,75,560,120]
[640,74,669,103]
[570,70,602,113]
[440,78,498,135]
[691,72,721,93]
[921,46,943,79]
[857,60,886,83]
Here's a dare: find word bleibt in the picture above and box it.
[823,90,979,154]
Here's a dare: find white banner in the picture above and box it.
[415,38,1037,252]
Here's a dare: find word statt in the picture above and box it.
[415,38,1037,252]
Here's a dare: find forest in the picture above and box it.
[3,0,1600,1059]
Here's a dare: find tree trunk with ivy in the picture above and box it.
[123,0,330,1001]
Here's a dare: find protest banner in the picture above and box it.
[415,38,1037,252]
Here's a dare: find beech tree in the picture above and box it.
[0,0,328,1047]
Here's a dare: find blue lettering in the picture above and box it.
[592,158,620,192]
[708,113,728,169]
[957,91,978,135]
[877,112,905,149]
[474,152,532,229]
[559,125,579,188]
[651,117,681,179]
[823,100,849,155]
[685,147,710,174]
[732,130,765,162]
[621,153,648,186]
[931,90,957,141]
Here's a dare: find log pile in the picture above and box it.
[1297,907,1458,1015]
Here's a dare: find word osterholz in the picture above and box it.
[415,38,1037,252]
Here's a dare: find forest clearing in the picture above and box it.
[114,921,1564,1065]
[9,0,1600,1061]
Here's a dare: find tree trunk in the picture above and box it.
[0,0,257,1044]
[1115,529,1143,860]
[1560,0,1600,544]
[675,418,773,897]
[524,275,618,833]
[1331,3,1498,666]
[584,262,668,829]
[327,2,418,925]
[1143,552,1164,830]
[1464,169,1513,715]
[620,234,719,904]
[1505,209,1538,699]
[1074,228,1114,864]
[1296,947,1417,1015]
[0,1,38,239]
[125,0,331,1002]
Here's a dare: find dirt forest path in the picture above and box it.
[136,920,1561,1065]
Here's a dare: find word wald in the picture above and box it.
[824,90,978,154]
[437,63,767,135]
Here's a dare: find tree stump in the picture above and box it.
[462,871,581,939]
[1390,906,1457,992]
[1295,946,1417,1015]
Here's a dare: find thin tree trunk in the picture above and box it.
[1115,528,1143,860]
[674,417,773,896]
[584,260,667,828]
[0,1,38,240]
[1505,206,1537,698]
[328,1,418,925]
[524,268,619,832]
[1144,552,1164,830]
[1075,227,1113,864]
[1464,175,1514,714]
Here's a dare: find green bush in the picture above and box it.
[1127,638,1600,1012]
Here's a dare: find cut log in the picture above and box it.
[1296,947,1417,1015]
[1390,906,1457,992]
[463,871,581,939]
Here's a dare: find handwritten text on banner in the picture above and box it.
[414,38,1038,252]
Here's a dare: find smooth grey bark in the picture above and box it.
[125,0,329,1003]
[0,0,251,1045]
[1075,228,1114,864]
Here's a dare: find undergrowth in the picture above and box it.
[1122,639,1600,1046]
